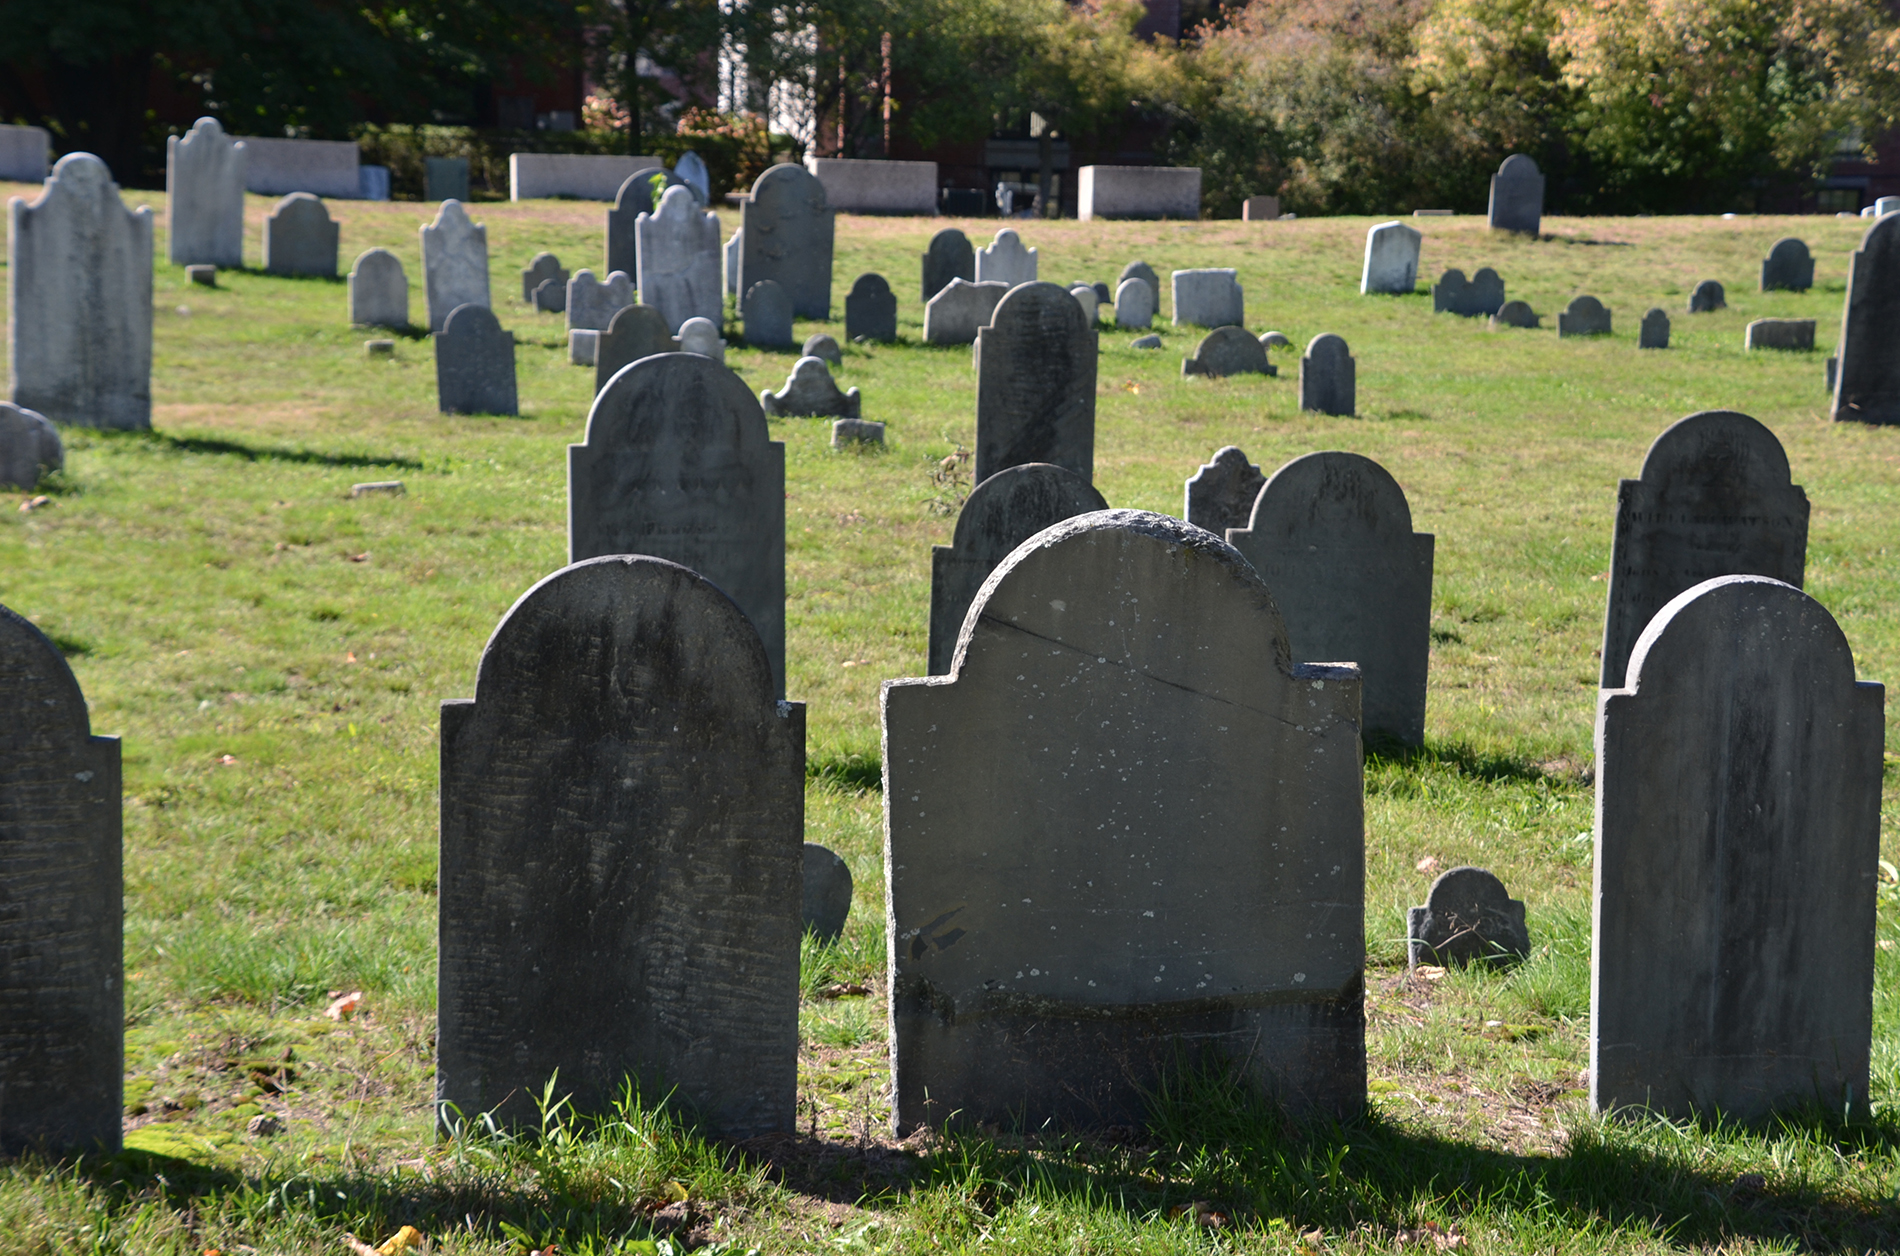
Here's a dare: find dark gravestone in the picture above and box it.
[801,332,842,366]
[921,228,974,302]
[973,282,1098,484]
[262,192,338,277]
[605,169,669,279]
[738,164,835,319]
[594,303,676,395]
[435,304,517,416]
[438,555,803,1137]
[927,462,1107,675]
[1118,259,1159,299]
[1759,237,1814,292]
[0,602,122,1156]
[1407,867,1528,969]
[1091,281,1111,305]
[1598,410,1808,688]
[1745,318,1815,351]
[1489,300,1538,330]
[1593,575,1882,1122]
[1182,326,1275,378]
[1834,214,1900,424]
[1298,333,1355,417]
[1184,445,1264,537]
[532,277,565,313]
[1431,267,1505,317]
[743,280,795,348]
[1688,280,1725,313]
[845,273,897,342]
[1639,308,1669,349]
[0,402,63,490]
[569,353,787,697]
[1226,451,1433,746]
[887,510,1366,1134]
[521,251,566,303]
[802,844,853,943]
[1558,295,1611,337]
[1487,154,1543,235]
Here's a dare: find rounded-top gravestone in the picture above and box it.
[521,252,566,303]
[922,228,974,302]
[0,402,62,490]
[1114,277,1156,329]
[975,228,1038,286]
[801,332,843,366]
[844,272,897,342]
[1184,445,1265,537]
[263,192,339,278]
[1182,325,1273,378]
[166,116,246,268]
[802,844,854,943]
[593,303,678,395]
[678,316,726,362]
[739,163,835,319]
[636,184,722,333]
[435,304,517,417]
[1558,295,1612,337]
[1361,221,1422,295]
[421,199,491,334]
[1760,237,1814,293]
[1640,307,1670,349]
[1298,333,1356,416]
[1490,300,1539,330]
[760,356,860,419]
[348,248,408,329]
[1118,259,1159,296]
[1487,154,1544,235]
[974,282,1098,483]
[1407,866,1528,968]
[1688,279,1725,313]
[743,279,795,348]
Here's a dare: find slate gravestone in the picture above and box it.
[1131,333,1162,349]
[1760,237,1814,292]
[678,317,726,362]
[738,164,835,319]
[1640,308,1670,349]
[1069,284,1100,324]
[1487,154,1544,235]
[1431,267,1505,317]
[974,282,1098,484]
[435,304,517,416]
[760,357,860,418]
[1226,451,1433,745]
[1119,260,1159,297]
[10,152,153,430]
[0,601,122,1156]
[1833,213,1900,423]
[569,329,599,365]
[1407,867,1528,969]
[1598,410,1809,687]
[262,192,338,278]
[521,252,566,303]
[594,304,677,394]
[923,279,1009,345]
[845,273,897,342]
[675,151,711,203]
[1688,280,1725,313]
[927,462,1107,675]
[1593,575,1882,1123]
[532,278,565,313]
[1092,281,1111,304]
[801,333,842,365]
[637,185,722,332]
[166,116,245,267]
[975,228,1037,286]
[922,228,975,302]
[1489,300,1539,330]
[421,199,490,334]
[1299,334,1356,417]
[1114,277,1156,329]
[425,156,469,203]
[743,280,795,347]
[887,510,1367,1133]
[1558,295,1611,337]
[1182,326,1275,378]
[606,168,666,279]
[1184,445,1265,537]
[725,228,742,294]
[567,269,636,332]
[438,555,802,1137]
[1745,318,1815,351]
[1260,331,1292,348]
[802,844,853,944]
[348,248,408,328]
[1172,269,1243,328]
[0,402,61,490]
[569,353,788,696]
[1361,221,1422,295]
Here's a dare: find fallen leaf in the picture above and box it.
[345,652,358,663]
[18,494,51,512]
[217,754,238,766]
[1415,855,1441,873]
[349,552,370,563]
[325,990,363,1021]
[376,1226,425,1255]
[1415,965,1447,981]
[820,982,871,999]
[1395,1221,1465,1249]
[1300,1228,1324,1249]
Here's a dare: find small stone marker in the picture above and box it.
[1131,333,1162,349]
[594,303,677,394]
[438,555,802,1136]
[738,164,835,318]
[1184,446,1265,537]
[974,282,1098,484]
[743,279,795,347]
[1242,195,1280,221]
[605,168,665,278]
[801,333,843,366]
[1599,410,1808,687]
[975,228,1037,286]
[350,480,404,497]
[167,117,245,268]
[844,273,897,342]
[0,402,62,489]
[1182,326,1275,378]
[1407,867,1528,969]
[566,269,636,333]
[1114,277,1156,329]
[1639,308,1670,349]
[425,156,469,203]
[760,356,860,418]
[1759,237,1814,292]
[420,200,490,334]
[922,228,975,302]
[1227,451,1432,744]
[532,278,565,313]
[637,185,722,332]
[348,248,408,328]
[1259,330,1292,349]
[262,192,339,278]
[922,278,1009,345]
[927,462,1107,675]
[569,353,787,695]
[1172,269,1243,327]
[725,227,742,294]
[434,304,517,416]
[1688,280,1725,313]
[1092,281,1111,304]
[521,252,566,303]
[1557,295,1611,337]
[1298,334,1356,417]
[364,339,394,357]
[678,316,726,362]
[887,510,1367,1133]
[1487,154,1544,235]
[186,264,216,287]
[802,844,854,943]
[1832,214,1900,423]
[1593,575,1882,1122]
[569,329,600,366]
[1119,260,1160,296]
[1431,267,1504,317]
[1069,284,1100,324]
[1744,318,1815,351]
[831,418,884,450]
[1361,221,1422,295]
[1489,300,1539,330]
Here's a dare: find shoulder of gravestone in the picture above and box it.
[0,601,95,737]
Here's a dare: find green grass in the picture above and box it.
[4,184,1900,1251]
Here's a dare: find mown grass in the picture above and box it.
[3,182,1900,1251]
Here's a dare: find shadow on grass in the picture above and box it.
[1365,735,1561,787]
[106,430,425,471]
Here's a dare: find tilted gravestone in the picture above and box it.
[348,248,408,329]
[1407,867,1527,969]
[927,462,1107,675]
[532,278,565,313]
[738,164,835,318]
[922,228,974,302]
[802,844,853,944]
[1298,334,1356,417]
[566,269,636,333]
[801,333,842,366]
[678,316,725,362]
[637,185,722,333]
[1431,267,1504,317]
[0,403,62,490]
[1490,300,1538,330]
[1184,445,1264,538]
[975,228,1037,286]
[1639,308,1669,349]
[1182,326,1274,378]
[569,353,787,696]
[262,192,338,278]
[166,116,246,267]
[1361,221,1422,295]
[887,510,1367,1133]
[1598,410,1808,688]
[1226,451,1432,745]
[0,601,122,1155]
[521,252,566,303]
[1832,213,1900,424]
[438,555,802,1136]
[743,279,795,347]
[1557,295,1611,337]
[1688,279,1725,313]
[845,273,897,342]
[974,282,1098,484]
[435,304,517,416]
[1593,575,1882,1122]
[1119,259,1159,297]
[1487,154,1544,235]
[10,152,153,430]
[1759,237,1814,292]
[605,168,668,279]
[759,357,860,418]
[922,278,1009,345]
[421,199,490,334]
[1745,318,1815,351]
[593,303,677,394]
[1172,269,1243,327]
[1114,277,1155,329]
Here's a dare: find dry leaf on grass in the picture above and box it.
[1414,965,1447,982]
[820,982,871,999]
[1415,855,1441,873]
[1395,1220,1466,1249]
[325,990,364,1021]
[18,495,51,512]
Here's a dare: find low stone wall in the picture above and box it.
[240,137,361,198]
[806,158,936,214]
[1078,166,1201,221]
[510,153,664,201]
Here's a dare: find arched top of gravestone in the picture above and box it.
[927,228,971,260]
[1187,325,1269,375]
[352,247,401,279]
[1244,450,1415,541]
[1498,154,1539,177]
[1854,212,1900,255]
[270,191,332,227]
[1494,300,1537,327]
[989,279,1089,337]
[1636,409,1793,494]
[179,116,238,151]
[604,301,673,345]
[749,162,831,216]
[951,462,1107,556]
[613,168,673,216]
[675,151,711,203]
[1767,237,1811,266]
[1306,332,1351,362]
[583,350,768,454]
[1473,266,1501,286]
[1438,268,1467,287]
[27,151,140,220]
[648,183,700,224]
[443,302,505,340]
[0,602,95,747]
[1425,865,1513,918]
[1623,575,1855,699]
[1118,259,1159,293]
[849,272,890,299]
[1565,295,1606,319]
[428,197,480,237]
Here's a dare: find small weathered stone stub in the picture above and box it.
[1184,445,1265,538]
[1182,325,1274,378]
[1407,867,1528,969]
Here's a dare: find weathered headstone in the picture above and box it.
[9,153,154,430]
[926,462,1107,675]
[1557,295,1611,337]
[1114,277,1156,329]
[0,601,122,1156]
[570,329,600,366]
[1298,334,1356,417]
[1259,330,1292,349]
[533,278,565,313]
[1688,280,1725,313]
[435,304,517,416]
[974,282,1098,484]
[738,164,835,319]
[1361,221,1422,295]
[262,192,338,278]
[760,357,860,418]
[1598,410,1808,687]
[975,228,1037,287]
[1119,260,1159,297]
[1759,237,1814,292]
[675,152,711,204]
[425,156,469,203]
[166,116,246,267]
[1592,575,1882,1122]
[678,316,726,362]
[1833,214,1900,423]
[887,510,1367,1133]
[1092,281,1111,305]
[802,332,842,366]
[1182,326,1275,378]
[1744,318,1815,351]
[1431,267,1504,317]
[1487,154,1544,235]
[831,418,884,449]
[1172,269,1243,328]
[1640,307,1670,349]
[1226,451,1431,745]
[802,844,854,944]
[1489,300,1539,330]
[348,248,408,328]
[637,185,722,333]
[567,269,636,332]
[922,228,975,302]
[521,252,566,303]
[923,278,1010,345]
[1131,333,1162,349]
[1069,284,1100,324]
[1407,867,1527,969]
[594,303,677,394]
[743,280,795,347]
[606,168,666,279]
[1184,445,1264,538]
[569,353,787,696]
[845,273,897,342]
[438,555,802,1136]
[724,227,742,295]
[0,403,62,489]
[421,199,490,334]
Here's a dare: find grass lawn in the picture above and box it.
[4,182,1900,1253]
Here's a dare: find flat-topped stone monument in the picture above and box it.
[438,556,802,1136]
[521,252,566,303]
[1407,867,1528,969]
[1745,318,1815,351]
[263,192,338,277]
[1182,326,1274,378]
[1114,277,1155,329]
[743,279,795,347]
[594,303,677,394]
[760,357,860,418]
[1487,154,1544,235]
[1688,280,1725,313]
[0,403,62,489]
[922,228,974,302]
[1760,237,1814,292]
[1184,445,1265,537]
[738,164,835,319]
[923,278,1009,345]
[975,228,1037,286]
[678,316,726,362]
[1490,300,1538,330]
[605,168,667,278]
[435,304,517,416]
[845,273,896,342]
[566,269,636,333]
[1298,334,1356,417]
[166,116,246,267]
[802,844,854,943]
[1640,307,1669,349]
[348,248,408,328]
[637,185,722,332]
[1172,269,1243,327]
[1361,221,1422,295]
[1832,213,1900,423]
[421,199,490,333]
[1431,267,1504,317]
[1558,295,1611,337]
[974,282,1097,484]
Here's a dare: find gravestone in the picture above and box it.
[1243,195,1280,221]
[187,265,215,287]
[1298,334,1356,417]
[606,168,666,279]
[1260,331,1292,349]
[1431,267,1504,317]
[1640,308,1669,349]
[1688,280,1725,313]
[421,199,490,334]
[1598,410,1808,687]
[1557,295,1611,337]
[802,844,853,944]
[1131,333,1162,349]
[1759,238,1814,292]
[802,333,843,366]
[0,403,62,489]
[262,192,337,278]
[1745,318,1814,351]
[845,273,897,342]
[1182,326,1275,378]
[533,278,565,313]
[922,278,1009,345]
[1172,269,1243,328]
[1069,284,1100,324]
[1184,445,1265,537]
[637,185,722,332]
[922,228,974,302]
[738,164,835,318]
[569,353,787,696]
[832,418,884,448]
[567,269,635,332]
[759,357,860,418]
[438,555,802,1137]
[348,248,408,328]
[521,252,566,303]
[887,510,1367,1133]
[1490,300,1539,330]
[569,329,599,366]
[927,462,1107,675]
[1119,260,1159,297]
[1114,277,1156,329]
[166,116,246,267]
[725,228,742,294]
[675,152,712,203]
[1092,281,1111,305]
[743,280,795,347]
[1407,867,1528,969]
[974,282,1098,484]
[975,228,1037,286]
[435,304,517,416]
[1487,154,1544,235]
[9,153,154,430]
[1832,213,1900,423]
[594,304,677,394]
[1593,575,1882,1122]
[1361,221,1422,295]
[0,602,122,1156]
[679,316,726,362]
[1226,451,1432,745]
[425,156,469,203]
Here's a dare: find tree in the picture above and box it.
[575,0,724,153]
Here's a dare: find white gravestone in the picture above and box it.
[923,278,1009,345]
[1360,221,1421,295]
[1172,269,1243,327]
[166,117,246,267]
[1068,283,1099,324]
[348,248,409,328]
[975,228,1037,286]
[262,193,338,277]
[678,316,727,362]
[636,185,722,333]
[1114,277,1156,329]
[566,270,635,332]
[421,200,490,334]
